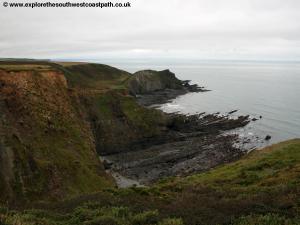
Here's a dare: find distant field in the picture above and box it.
[0,64,51,71]
[0,60,88,69]
[54,61,89,67]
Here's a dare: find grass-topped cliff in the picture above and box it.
[1,139,300,225]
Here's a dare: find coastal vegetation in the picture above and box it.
[0,139,299,225]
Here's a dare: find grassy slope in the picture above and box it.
[61,63,131,90]
[1,140,299,225]
[155,139,300,224]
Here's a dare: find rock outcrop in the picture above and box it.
[127,69,207,106]
[127,70,183,95]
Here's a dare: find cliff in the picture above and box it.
[0,62,114,203]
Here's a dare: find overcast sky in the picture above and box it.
[0,0,300,61]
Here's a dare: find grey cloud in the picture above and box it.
[0,0,299,60]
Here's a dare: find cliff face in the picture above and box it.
[0,65,113,203]
[127,70,184,95]
[82,91,168,155]
[127,69,205,106]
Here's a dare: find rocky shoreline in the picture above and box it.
[136,86,209,106]
[103,110,252,186]
[135,89,186,106]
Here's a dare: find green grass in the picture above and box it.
[164,139,300,190]
[0,64,51,71]
[61,63,131,90]
[0,204,183,225]
[152,139,300,224]
[231,213,299,225]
